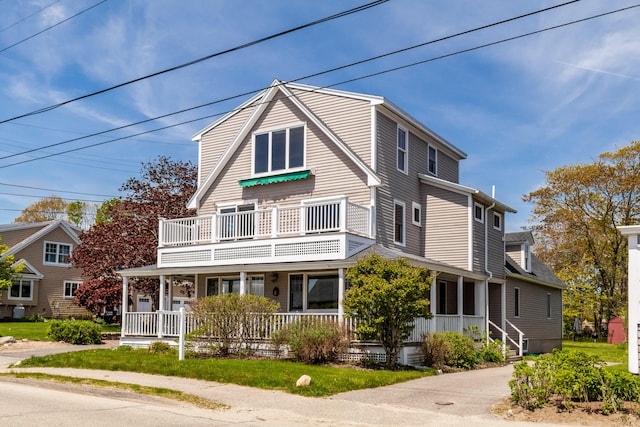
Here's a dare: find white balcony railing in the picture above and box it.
[159,197,371,247]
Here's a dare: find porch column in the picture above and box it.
[159,275,166,310]
[167,276,174,310]
[429,275,437,332]
[121,276,128,338]
[457,276,464,333]
[338,268,344,321]
[240,271,247,295]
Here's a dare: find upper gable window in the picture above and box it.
[428,145,437,175]
[44,241,71,265]
[254,125,305,175]
[473,202,484,223]
[397,126,408,174]
[493,212,502,231]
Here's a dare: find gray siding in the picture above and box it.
[423,184,469,269]
[198,90,370,214]
[436,149,459,183]
[471,203,505,278]
[375,112,423,256]
[506,279,563,354]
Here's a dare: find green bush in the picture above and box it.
[47,320,102,344]
[481,339,506,363]
[189,294,280,355]
[148,341,175,355]
[272,319,349,364]
[422,332,481,370]
[510,349,640,413]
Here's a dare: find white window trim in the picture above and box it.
[393,199,406,246]
[493,212,502,231]
[428,144,437,175]
[411,201,421,227]
[43,241,72,266]
[63,281,82,299]
[473,202,484,223]
[8,279,34,301]
[252,122,306,177]
[514,287,520,318]
[217,199,258,212]
[396,125,408,175]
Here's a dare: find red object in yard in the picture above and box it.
[607,317,626,344]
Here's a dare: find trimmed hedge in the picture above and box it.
[47,319,102,344]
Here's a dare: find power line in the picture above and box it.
[3,2,635,169]
[0,192,105,203]
[0,0,389,125]
[0,181,117,198]
[0,0,62,34]
[0,0,582,162]
[0,0,109,55]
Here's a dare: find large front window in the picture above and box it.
[9,279,33,300]
[289,273,338,312]
[44,242,71,265]
[254,125,305,174]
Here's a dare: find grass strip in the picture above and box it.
[0,372,227,410]
[15,347,430,397]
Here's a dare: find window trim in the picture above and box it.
[287,271,339,313]
[411,201,421,227]
[473,202,484,223]
[252,123,306,176]
[547,293,552,319]
[43,241,72,266]
[396,125,408,174]
[63,281,81,299]
[514,287,520,318]
[428,144,437,175]
[493,212,502,231]
[393,200,406,246]
[9,279,34,301]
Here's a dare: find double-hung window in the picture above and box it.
[394,200,405,245]
[44,242,71,265]
[397,126,408,173]
[254,125,305,174]
[64,281,81,299]
[428,145,437,175]
[9,279,33,300]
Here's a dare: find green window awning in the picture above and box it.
[239,169,312,188]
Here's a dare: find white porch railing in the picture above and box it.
[122,312,488,344]
[159,197,371,247]
[488,319,524,357]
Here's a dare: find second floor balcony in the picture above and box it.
[157,197,374,268]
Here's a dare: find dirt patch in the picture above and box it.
[0,339,72,352]
[493,398,640,426]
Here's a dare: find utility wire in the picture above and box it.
[0,0,582,161]
[0,0,62,34]
[0,0,389,124]
[0,192,105,203]
[0,181,116,198]
[4,3,636,169]
[0,0,108,55]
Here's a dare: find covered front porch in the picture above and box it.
[118,250,495,349]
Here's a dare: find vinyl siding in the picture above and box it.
[437,150,459,183]
[198,102,256,186]
[198,91,370,214]
[506,279,563,353]
[0,226,89,318]
[423,184,469,269]
[472,205,505,278]
[0,224,48,248]
[375,112,423,255]
[291,88,372,166]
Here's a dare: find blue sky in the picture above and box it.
[0,0,639,231]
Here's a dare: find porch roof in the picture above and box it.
[118,244,487,281]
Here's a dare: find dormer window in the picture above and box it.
[254,125,305,175]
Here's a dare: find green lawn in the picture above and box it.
[0,321,121,341]
[562,339,628,373]
[16,347,431,397]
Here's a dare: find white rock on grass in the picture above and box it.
[295,375,311,387]
[0,336,16,345]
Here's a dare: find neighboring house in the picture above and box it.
[0,220,89,319]
[618,225,640,373]
[504,232,565,354]
[119,79,557,358]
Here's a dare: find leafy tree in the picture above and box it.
[71,156,197,313]
[95,198,120,225]
[66,201,85,226]
[344,254,432,367]
[525,141,640,334]
[14,196,67,223]
[0,236,24,289]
